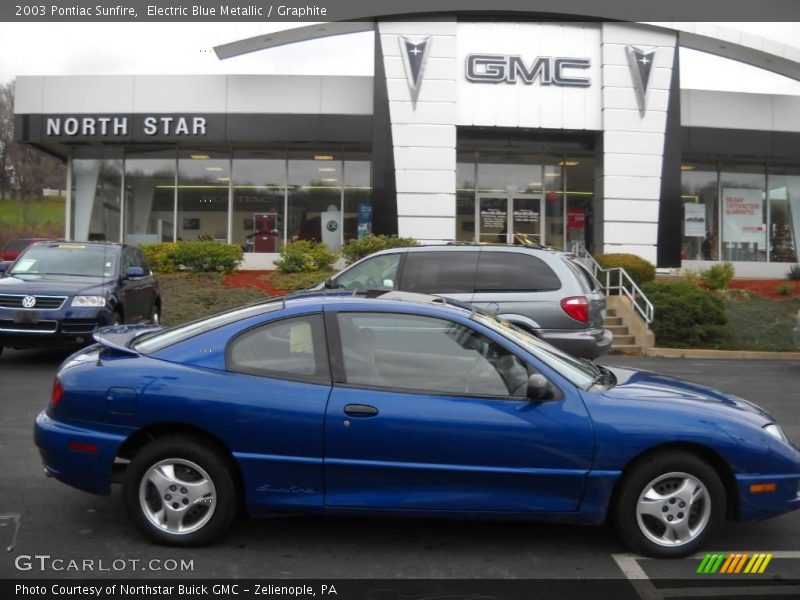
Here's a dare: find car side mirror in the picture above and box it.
[0,261,8,276]
[124,266,145,279]
[527,373,554,402]
[324,277,336,289]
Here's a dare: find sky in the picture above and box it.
[0,21,798,94]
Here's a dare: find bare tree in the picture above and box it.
[0,81,14,200]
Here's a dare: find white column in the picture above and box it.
[378,19,458,243]
[72,160,101,242]
[600,23,677,264]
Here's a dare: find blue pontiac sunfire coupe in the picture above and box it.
[34,291,800,557]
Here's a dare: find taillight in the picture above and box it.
[561,296,589,323]
[51,377,64,408]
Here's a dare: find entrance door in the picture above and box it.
[477,195,542,245]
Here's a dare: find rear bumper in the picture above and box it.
[34,410,127,495]
[540,328,613,359]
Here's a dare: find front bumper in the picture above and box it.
[736,473,800,521]
[0,305,112,348]
[34,410,127,495]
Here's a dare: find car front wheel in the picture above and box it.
[613,451,726,558]
[123,435,238,546]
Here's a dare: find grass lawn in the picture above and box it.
[158,273,268,326]
[718,295,800,352]
[0,197,65,227]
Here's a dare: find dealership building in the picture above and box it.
[13,17,800,274]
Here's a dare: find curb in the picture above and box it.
[642,347,800,360]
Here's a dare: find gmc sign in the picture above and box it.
[466,54,591,87]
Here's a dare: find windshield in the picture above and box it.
[10,244,117,278]
[472,312,598,389]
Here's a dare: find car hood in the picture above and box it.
[600,365,773,423]
[0,275,111,296]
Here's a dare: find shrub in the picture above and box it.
[776,282,793,296]
[594,253,656,288]
[340,234,418,265]
[787,264,800,281]
[141,241,243,274]
[265,271,333,292]
[700,262,735,290]
[274,240,338,273]
[642,281,730,348]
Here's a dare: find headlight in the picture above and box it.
[764,423,788,443]
[71,296,106,308]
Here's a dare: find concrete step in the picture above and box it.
[608,344,642,356]
[604,316,623,327]
[612,335,636,345]
[606,325,629,335]
[606,308,617,318]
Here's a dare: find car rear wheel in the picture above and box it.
[613,451,726,558]
[150,304,160,326]
[123,435,237,546]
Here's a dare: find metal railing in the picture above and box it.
[571,244,654,327]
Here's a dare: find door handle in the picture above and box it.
[344,404,379,417]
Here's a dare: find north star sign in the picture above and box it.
[45,116,208,137]
[466,54,591,87]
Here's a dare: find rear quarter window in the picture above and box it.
[475,252,561,292]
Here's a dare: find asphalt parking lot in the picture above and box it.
[1,349,800,584]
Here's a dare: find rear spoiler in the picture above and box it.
[93,324,162,356]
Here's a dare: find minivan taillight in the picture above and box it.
[561,296,589,323]
[51,377,64,408]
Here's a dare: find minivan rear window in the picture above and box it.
[475,251,561,292]
[401,252,479,294]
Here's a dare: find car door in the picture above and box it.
[397,250,478,301]
[323,308,594,512]
[118,247,144,322]
[133,248,157,320]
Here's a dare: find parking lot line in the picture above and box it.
[612,552,800,600]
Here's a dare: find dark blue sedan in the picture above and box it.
[34,291,800,557]
[0,242,160,355]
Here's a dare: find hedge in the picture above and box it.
[340,235,418,265]
[594,253,656,287]
[274,240,338,273]
[642,281,730,348]
[141,241,243,274]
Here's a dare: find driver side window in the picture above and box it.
[335,254,401,291]
[337,312,536,398]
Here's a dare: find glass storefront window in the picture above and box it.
[680,163,719,261]
[456,154,476,242]
[124,149,175,245]
[768,167,800,263]
[232,151,285,253]
[720,164,767,262]
[543,154,564,250]
[343,152,371,242]
[288,152,343,250]
[564,156,594,255]
[177,150,230,242]
[72,152,122,242]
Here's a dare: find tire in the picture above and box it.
[613,451,726,558]
[0,346,4,358]
[123,435,238,546]
[150,303,161,326]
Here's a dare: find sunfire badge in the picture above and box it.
[626,45,657,116]
[399,36,432,108]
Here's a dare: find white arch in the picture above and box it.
[214,20,800,81]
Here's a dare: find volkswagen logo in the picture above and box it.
[21,296,36,308]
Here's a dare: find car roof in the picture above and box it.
[29,240,124,250]
[282,289,477,317]
[364,243,563,258]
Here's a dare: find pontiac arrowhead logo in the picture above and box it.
[399,36,431,108]
[626,45,656,115]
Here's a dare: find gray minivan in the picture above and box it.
[321,245,612,359]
